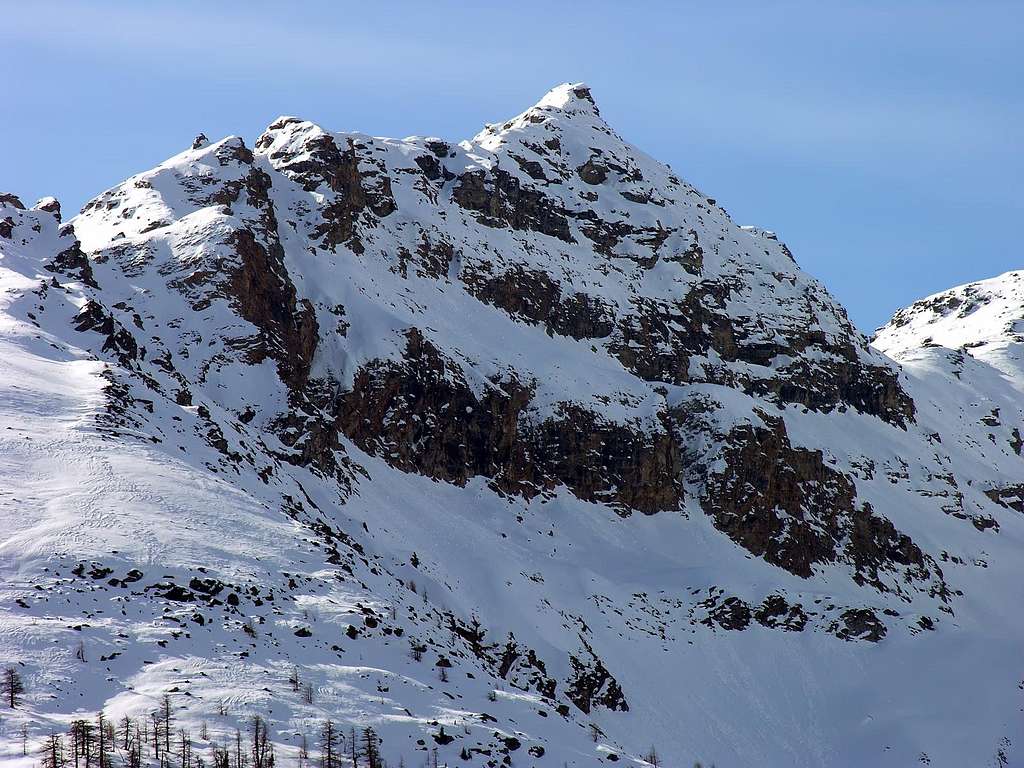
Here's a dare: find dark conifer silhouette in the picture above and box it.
[2,666,25,708]
[361,727,381,768]
[319,720,339,768]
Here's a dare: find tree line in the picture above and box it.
[35,706,391,768]
[4,676,409,768]
[5,665,672,768]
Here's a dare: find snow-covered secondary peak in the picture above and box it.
[2,87,1024,767]
[875,269,1024,367]
[877,262,1024,391]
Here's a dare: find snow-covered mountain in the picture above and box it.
[0,84,1021,768]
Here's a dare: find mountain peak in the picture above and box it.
[516,81,603,128]
[472,81,615,153]
[534,81,599,114]
[3,84,1024,768]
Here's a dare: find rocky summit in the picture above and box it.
[0,84,1021,767]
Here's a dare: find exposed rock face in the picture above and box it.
[229,229,318,388]
[691,410,942,595]
[700,416,854,577]
[741,343,914,427]
[633,277,916,425]
[495,635,559,700]
[335,329,683,513]
[566,646,629,714]
[73,299,140,366]
[0,192,26,210]
[46,227,97,287]
[607,296,695,385]
[35,196,61,221]
[754,595,808,631]
[453,167,573,242]
[576,158,609,185]
[255,120,395,254]
[463,264,616,340]
[830,608,887,642]
[703,596,752,631]
[847,506,935,593]
[335,327,533,485]
[984,484,1024,513]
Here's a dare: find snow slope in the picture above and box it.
[0,86,1022,768]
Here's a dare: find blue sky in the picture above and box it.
[3,1,1021,331]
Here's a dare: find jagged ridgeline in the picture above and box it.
[1,84,1022,767]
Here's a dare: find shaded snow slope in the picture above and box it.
[1,87,1022,768]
